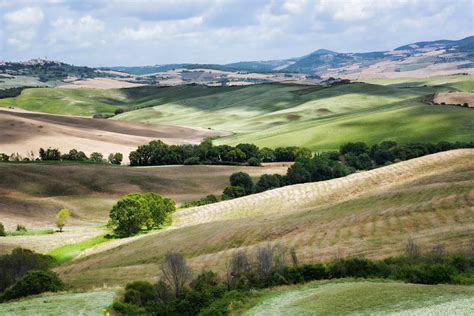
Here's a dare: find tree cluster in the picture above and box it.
[0,148,123,165]
[129,139,312,166]
[113,240,474,315]
[108,193,176,237]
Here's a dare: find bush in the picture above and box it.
[327,257,381,279]
[229,172,253,194]
[39,148,61,161]
[124,281,156,306]
[108,152,123,165]
[0,270,64,302]
[112,301,146,315]
[403,264,455,284]
[247,157,261,166]
[0,222,5,236]
[0,248,52,292]
[89,152,104,163]
[16,224,27,232]
[222,186,246,200]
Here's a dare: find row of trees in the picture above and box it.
[113,240,474,315]
[108,193,176,237]
[209,140,473,203]
[0,148,123,165]
[129,139,312,166]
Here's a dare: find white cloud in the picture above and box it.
[4,6,44,26]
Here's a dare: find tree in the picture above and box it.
[143,193,176,228]
[222,186,246,200]
[61,149,88,161]
[161,252,192,298]
[39,148,61,161]
[229,172,253,194]
[0,222,5,236]
[236,143,259,160]
[55,208,70,232]
[340,142,369,156]
[108,152,123,165]
[0,270,64,302]
[258,147,275,162]
[109,193,150,236]
[254,174,283,193]
[89,152,104,163]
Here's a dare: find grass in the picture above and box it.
[1,76,473,150]
[47,234,109,264]
[55,149,474,289]
[0,290,116,316]
[6,227,55,236]
[243,279,474,315]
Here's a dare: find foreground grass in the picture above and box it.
[0,290,116,316]
[244,279,474,315]
[47,235,109,264]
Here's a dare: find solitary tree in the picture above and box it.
[161,252,192,298]
[55,208,70,232]
[108,152,123,165]
[109,193,150,236]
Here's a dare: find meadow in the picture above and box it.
[0,75,472,151]
[243,279,474,315]
[55,149,474,288]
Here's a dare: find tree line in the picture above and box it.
[181,140,474,206]
[112,240,474,315]
[129,139,312,166]
[0,148,123,165]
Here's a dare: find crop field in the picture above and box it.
[1,76,472,151]
[0,290,116,316]
[55,149,474,288]
[243,279,474,315]
[0,162,288,253]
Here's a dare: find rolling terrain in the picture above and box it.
[1,76,473,152]
[55,149,474,289]
[243,280,474,315]
[0,108,222,163]
[0,162,288,253]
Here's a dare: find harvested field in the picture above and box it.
[55,149,474,289]
[433,92,474,107]
[0,108,224,163]
[0,162,288,253]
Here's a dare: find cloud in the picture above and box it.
[4,6,44,26]
[0,0,471,65]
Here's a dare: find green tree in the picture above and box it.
[222,186,246,200]
[39,148,61,161]
[108,152,123,165]
[143,192,176,228]
[55,208,70,232]
[229,172,253,194]
[258,147,275,162]
[109,193,151,236]
[0,222,5,236]
[89,152,104,163]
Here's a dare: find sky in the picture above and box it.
[1,0,473,67]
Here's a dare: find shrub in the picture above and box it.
[112,301,146,315]
[124,281,156,306]
[55,208,70,232]
[0,222,5,237]
[229,172,253,194]
[404,264,455,284]
[39,147,61,161]
[16,224,27,232]
[0,270,64,302]
[89,152,104,163]
[247,157,261,166]
[222,186,246,200]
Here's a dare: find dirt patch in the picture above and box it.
[286,114,301,121]
[432,92,474,108]
[316,108,333,114]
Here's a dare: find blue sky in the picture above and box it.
[1,0,472,66]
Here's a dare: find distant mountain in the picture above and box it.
[105,36,473,77]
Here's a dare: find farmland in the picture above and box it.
[55,149,474,288]
[1,75,473,151]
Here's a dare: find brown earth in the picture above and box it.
[0,108,226,163]
[432,92,474,108]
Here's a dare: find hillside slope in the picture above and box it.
[57,149,474,288]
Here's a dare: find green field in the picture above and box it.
[1,76,472,150]
[0,290,116,316]
[244,279,474,315]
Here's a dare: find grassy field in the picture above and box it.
[0,290,116,316]
[55,149,474,289]
[0,162,288,253]
[243,279,474,315]
[1,76,472,150]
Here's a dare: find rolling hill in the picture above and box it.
[1,76,473,152]
[55,149,474,289]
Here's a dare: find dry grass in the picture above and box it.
[56,149,474,289]
[433,92,474,107]
[0,162,288,253]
